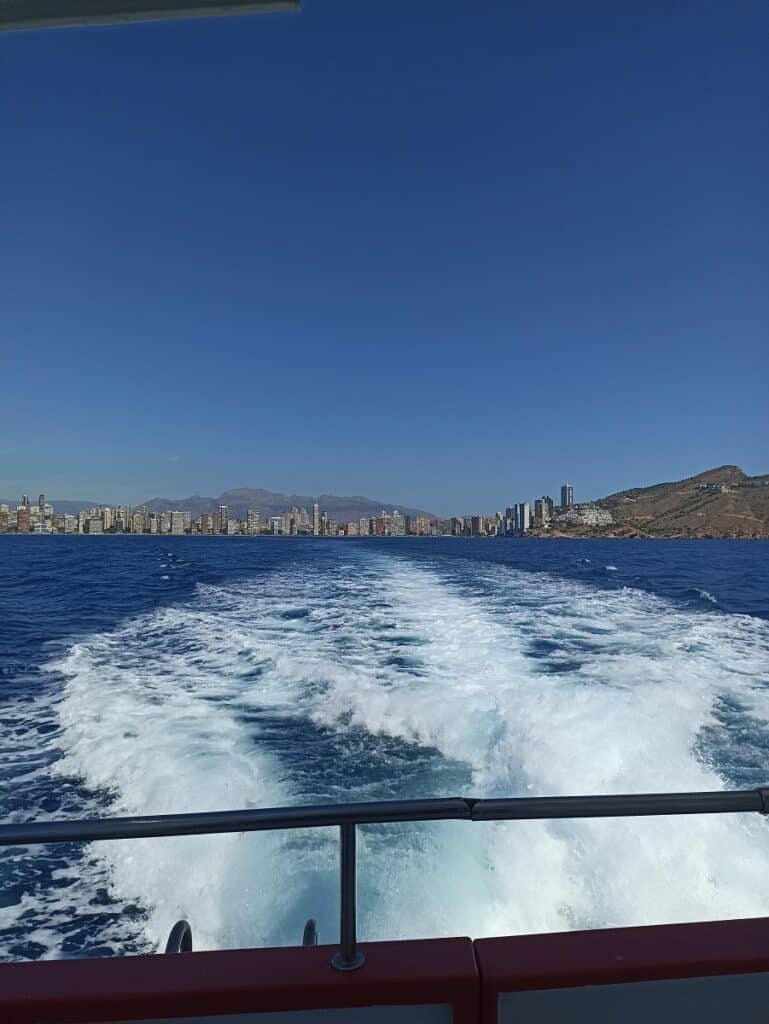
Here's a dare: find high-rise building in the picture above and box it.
[516,502,531,532]
[415,515,431,536]
[471,515,485,536]
[560,484,574,510]
[313,502,320,536]
[16,507,31,533]
[170,511,185,535]
[247,509,261,535]
[38,494,46,518]
[390,511,406,537]
[218,505,229,534]
[534,498,551,527]
[320,510,328,536]
[359,517,370,537]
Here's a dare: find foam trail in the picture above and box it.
[46,550,769,951]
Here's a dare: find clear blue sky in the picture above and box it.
[2,1,767,514]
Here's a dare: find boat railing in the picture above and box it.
[1,788,767,970]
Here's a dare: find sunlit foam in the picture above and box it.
[37,550,769,954]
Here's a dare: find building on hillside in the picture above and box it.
[563,505,613,527]
[560,484,574,509]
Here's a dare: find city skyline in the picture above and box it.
[1,482,605,537]
[1,458,764,521]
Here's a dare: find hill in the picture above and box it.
[594,465,769,538]
[141,487,435,524]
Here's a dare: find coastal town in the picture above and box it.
[0,484,613,537]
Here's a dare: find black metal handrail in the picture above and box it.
[164,919,193,954]
[2,788,767,971]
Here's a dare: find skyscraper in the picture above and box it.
[218,505,229,534]
[313,502,320,536]
[247,509,261,535]
[516,502,531,532]
[560,484,574,509]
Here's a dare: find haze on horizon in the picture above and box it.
[3,1,767,513]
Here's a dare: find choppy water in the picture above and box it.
[1,536,768,961]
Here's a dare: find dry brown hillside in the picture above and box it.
[596,466,769,538]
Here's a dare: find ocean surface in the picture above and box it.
[1,536,768,961]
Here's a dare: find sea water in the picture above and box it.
[1,537,768,960]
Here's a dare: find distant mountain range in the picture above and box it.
[141,488,435,524]
[1,489,435,523]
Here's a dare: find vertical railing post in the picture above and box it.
[331,822,365,970]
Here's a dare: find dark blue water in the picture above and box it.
[1,537,768,960]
